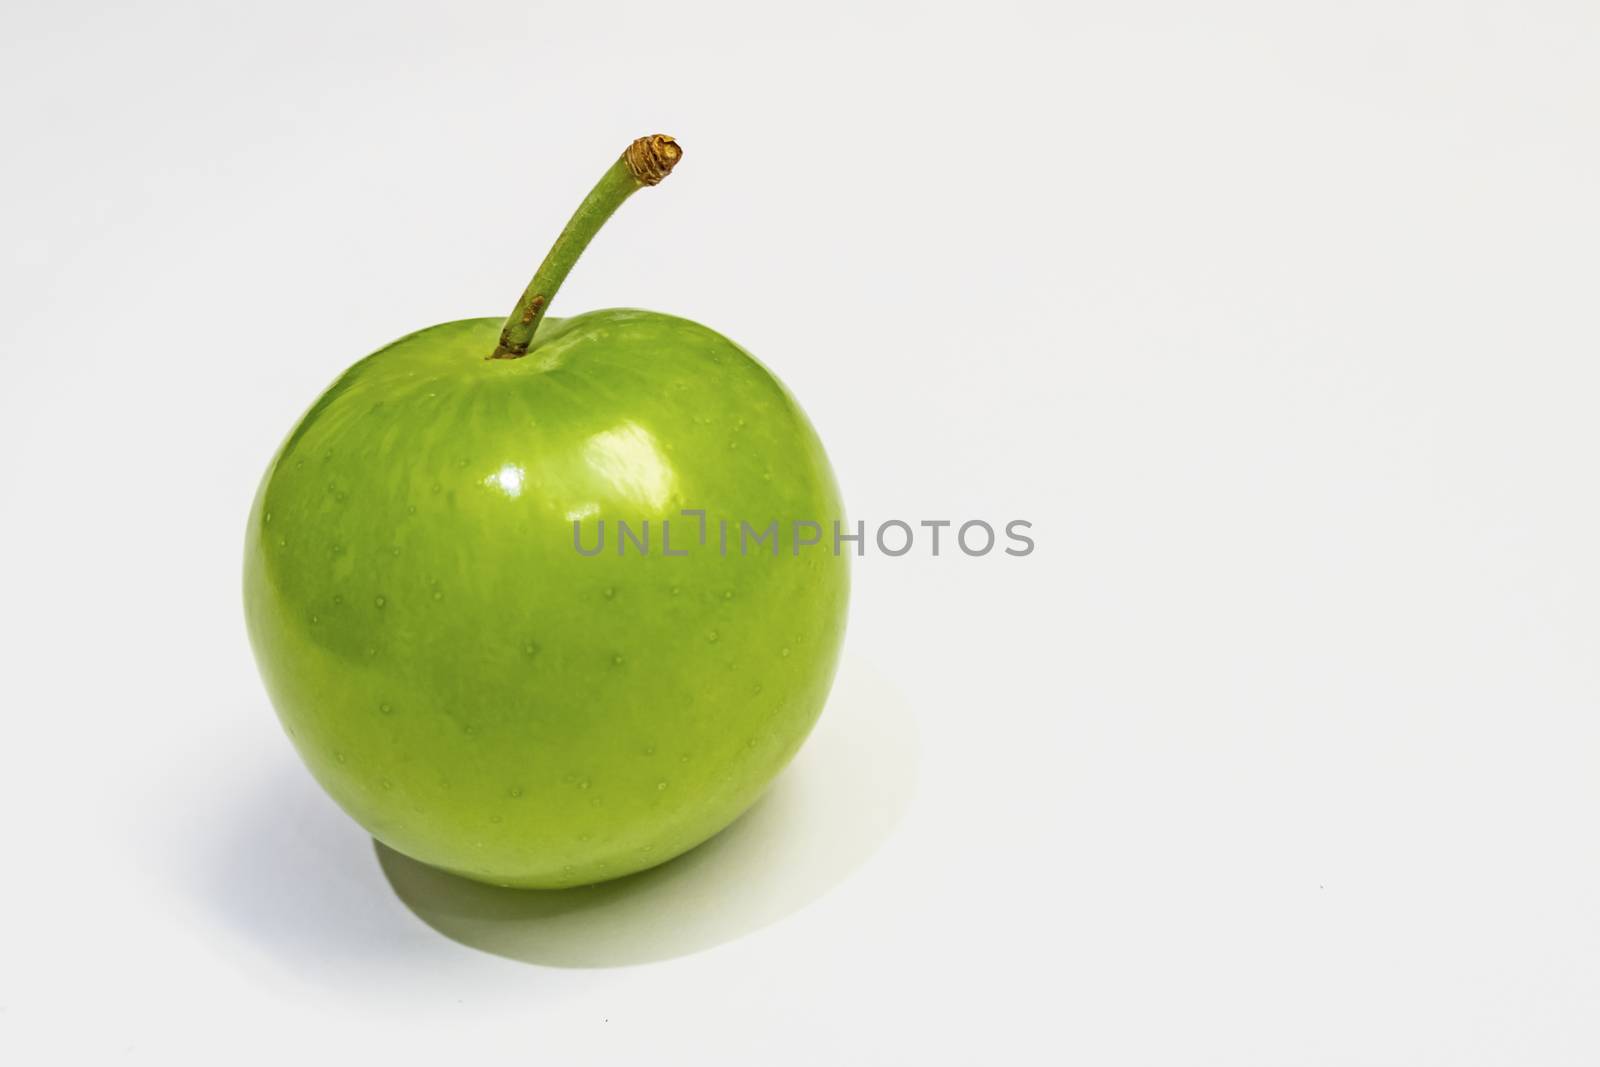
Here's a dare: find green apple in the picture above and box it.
[244,136,849,888]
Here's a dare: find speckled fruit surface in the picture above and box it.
[243,310,848,887]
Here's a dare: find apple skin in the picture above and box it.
[243,310,848,888]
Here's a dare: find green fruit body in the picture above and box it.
[244,310,849,887]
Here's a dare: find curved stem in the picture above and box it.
[490,135,682,359]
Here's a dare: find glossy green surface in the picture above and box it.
[244,311,848,888]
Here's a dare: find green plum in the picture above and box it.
[243,136,849,888]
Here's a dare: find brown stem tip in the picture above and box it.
[624,134,682,186]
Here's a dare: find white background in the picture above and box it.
[3,1,1599,1062]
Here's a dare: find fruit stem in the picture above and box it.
[490,134,683,359]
